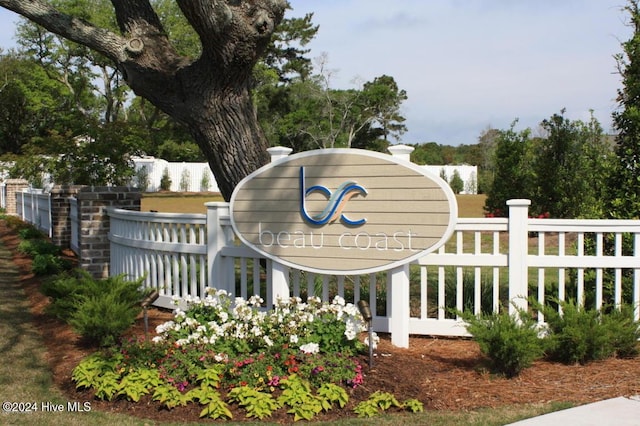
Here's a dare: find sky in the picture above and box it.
[287,0,632,145]
[0,1,633,146]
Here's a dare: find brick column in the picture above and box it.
[76,186,141,278]
[4,179,29,216]
[49,185,83,248]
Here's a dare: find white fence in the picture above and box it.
[15,190,52,238]
[131,156,477,195]
[109,197,640,347]
[132,157,219,193]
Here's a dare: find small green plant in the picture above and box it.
[278,375,323,421]
[179,168,191,192]
[72,353,123,401]
[117,368,162,402]
[160,166,172,191]
[200,172,211,191]
[152,382,194,409]
[354,391,402,418]
[134,165,150,191]
[69,275,147,346]
[403,398,424,413]
[228,386,280,420]
[457,306,544,377]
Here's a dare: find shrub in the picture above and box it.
[70,291,142,347]
[17,238,61,257]
[160,166,172,191]
[31,253,71,275]
[538,299,639,364]
[18,226,45,240]
[41,270,103,319]
[603,305,640,358]
[457,307,544,377]
[42,269,147,346]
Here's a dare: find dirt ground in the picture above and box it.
[1,220,639,424]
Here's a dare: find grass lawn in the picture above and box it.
[141,192,487,217]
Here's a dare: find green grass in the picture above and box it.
[141,193,487,217]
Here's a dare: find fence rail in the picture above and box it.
[108,200,640,346]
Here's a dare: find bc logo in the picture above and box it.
[299,167,368,226]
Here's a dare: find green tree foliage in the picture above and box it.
[449,170,464,194]
[0,53,86,155]
[609,0,640,219]
[532,110,613,218]
[256,69,408,152]
[483,121,535,217]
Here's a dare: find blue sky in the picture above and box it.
[0,2,632,146]
[287,0,631,145]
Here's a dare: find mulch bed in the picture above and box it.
[1,219,639,423]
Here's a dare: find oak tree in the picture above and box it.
[0,0,288,200]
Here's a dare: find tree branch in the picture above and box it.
[0,0,128,62]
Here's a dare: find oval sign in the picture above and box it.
[230,149,457,275]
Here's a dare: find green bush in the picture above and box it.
[538,299,639,363]
[70,291,142,347]
[41,270,102,319]
[457,307,544,377]
[18,226,45,240]
[31,253,71,275]
[160,166,172,191]
[603,305,640,358]
[17,238,61,257]
[41,269,147,346]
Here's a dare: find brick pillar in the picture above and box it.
[4,179,29,216]
[49,185,83,249]
[76,186,141,279]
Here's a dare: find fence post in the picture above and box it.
[507,199,531,314]
[266,146,293,161]
[265,146,293,304]
[206,202,231,293]
[389,264,411,348]
[387,144,414,162]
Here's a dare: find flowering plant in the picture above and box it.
[154,289,371,358]
[141,288,376,391]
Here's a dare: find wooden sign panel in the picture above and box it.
[230,149,457,274]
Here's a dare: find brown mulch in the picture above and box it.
[1,219,639,424]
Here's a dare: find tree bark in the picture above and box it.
[0,0,286,200]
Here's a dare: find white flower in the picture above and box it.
[263,335,274,347]
[290,334,299,344]
[364,332,380,349]
[300,342,319,354]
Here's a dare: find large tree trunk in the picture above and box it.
[185,88,271,200]
[0,0,287,200]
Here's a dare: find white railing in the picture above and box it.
[108,209,208,309]
[109,200,640,346]
[16,190,52,237]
